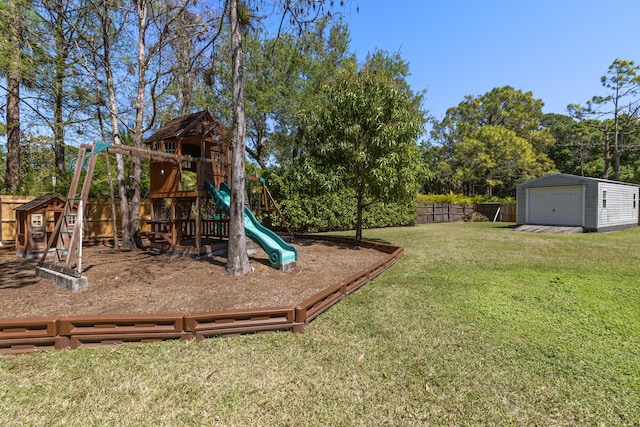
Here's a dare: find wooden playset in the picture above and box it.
[35,110,296,291]
[142,110,231,254]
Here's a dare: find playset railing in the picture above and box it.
[148,218,230,241]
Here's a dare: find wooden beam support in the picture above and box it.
[79,143,213,164]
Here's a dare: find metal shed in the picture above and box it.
[516,173,639,232]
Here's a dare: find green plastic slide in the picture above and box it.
[205,180,297,270]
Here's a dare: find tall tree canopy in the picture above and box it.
[588,58,640,180]
[428,86,554,197]
[0,0,436,254]
[542,112,603,178]
[449,125,547,197]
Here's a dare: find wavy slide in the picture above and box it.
[205,180,297,271]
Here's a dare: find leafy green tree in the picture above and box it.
[200,19,354,168]
[434,86,545,144]
[267,21,354,166]
[430,86,555,196]
[29,0,95,172]
[542,113,602,177]
[303,54,426,240]
[17,133,56,195]
[451,125,550,197]
[223,0,346,274]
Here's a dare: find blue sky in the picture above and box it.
[342,0,640,122]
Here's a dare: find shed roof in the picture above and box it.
[14,195,65,213]
[519,173,640,188]
[143,111,222,145]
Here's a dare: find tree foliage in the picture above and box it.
[587,58,640,180]
[542,112,603,178]
[428,86,554,197]
[302,51,426,239]
[200,18,354,168]
[451,126,545,196]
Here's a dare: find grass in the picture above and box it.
[1,222,639,426]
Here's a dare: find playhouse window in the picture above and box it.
[154,143,162,151]
[214,153,221,162]
[31,214,43,227]
[165,142,175,154]
[602,190,607,208]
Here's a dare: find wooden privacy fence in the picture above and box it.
[0,235,403,354]
[1,196,33,243]
[474,203,516,222]
[3,197,519,242]
[416,203,474,223]
[83,199,151,239]
[500,203,516,221]
[415,203,516,224]
[1,196,151,243]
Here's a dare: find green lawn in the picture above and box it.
[1,222,639,426]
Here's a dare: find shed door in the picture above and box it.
[528,186,583,226]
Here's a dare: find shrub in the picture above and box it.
[463,211,489,222]
[264,169,416,233]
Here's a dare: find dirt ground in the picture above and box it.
[0,239,387,320]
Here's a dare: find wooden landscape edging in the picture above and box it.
[184,307,300,339]
[0,235,403,354]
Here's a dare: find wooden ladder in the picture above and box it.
[40,142,104,276]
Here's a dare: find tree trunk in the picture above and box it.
[602,123,611,180]
[613,91,621,181]
[5,71,20,193]
[97,102,119,248]
[614,145,622,181]
[355,191,363,241]
[5,0,21,193]
[53,1,66,172]
[102,0,132,248]
[129,0,148,247]
[355,176,364,241]
[226,0,251,275]
[53,65,65,171]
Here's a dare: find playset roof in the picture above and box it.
[14,195,65,213]
[143,110,223,145]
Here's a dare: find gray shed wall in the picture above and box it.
[597,182,639,229]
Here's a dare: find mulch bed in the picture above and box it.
[0,238,387,320]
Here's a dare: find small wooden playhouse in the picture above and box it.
[15,196,66,259]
